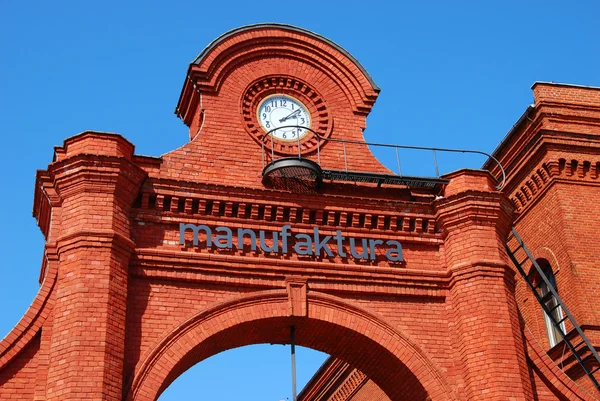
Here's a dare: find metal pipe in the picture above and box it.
[291,325,297,401]
[433,150,439,177]
[317,135,321,165]
[343,143,348,172]
[297,128,301,159]
[395,147,402,176]
[271,130,275,162]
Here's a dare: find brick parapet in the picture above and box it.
[53,131,135,162]
[487,83,600,189]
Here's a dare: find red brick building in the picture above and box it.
[0,23,599,401]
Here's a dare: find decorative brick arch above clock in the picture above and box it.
[176,23,380,126]
[164,23,392,186]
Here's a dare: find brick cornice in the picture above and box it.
[503,135,600,197]
[48,154,146,201]
[142,176,436,212]
[177,25,379,124]
[136,213,442,245]
[298,358,355,401]
[510,153,600,218]
[435,190,513,234]
[132,248,450,298]
[489,84,600,204]
[33,170,61,239]
[447,260,515,287]
[298,357,369,401]
[54,229,136,257]
[134,178,443,244]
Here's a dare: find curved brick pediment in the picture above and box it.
[159,23,389,187]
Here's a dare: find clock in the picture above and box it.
[257,94,311,141]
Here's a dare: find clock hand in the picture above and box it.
[279,109,301,123]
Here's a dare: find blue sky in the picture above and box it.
[1,1,599,400]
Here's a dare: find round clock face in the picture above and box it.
[257,95,311,141]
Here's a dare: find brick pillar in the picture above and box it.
[435,170,533,401]
[44,133,145,401]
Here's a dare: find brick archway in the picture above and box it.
[126,290,456,401]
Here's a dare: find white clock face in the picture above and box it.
[257,95,311,141]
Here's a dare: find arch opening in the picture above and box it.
[157,344,328,401]
[155,318,428,401]
[126,291,453,401]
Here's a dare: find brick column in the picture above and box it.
[44,133,145,401]
[435,170,533,401]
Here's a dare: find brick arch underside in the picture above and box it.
[126,290,456,401]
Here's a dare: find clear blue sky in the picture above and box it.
[1,1,599,400]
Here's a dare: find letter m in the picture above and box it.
[180,223,211,247]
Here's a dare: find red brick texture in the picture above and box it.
[1,25,599,401]
[298,358,389,401]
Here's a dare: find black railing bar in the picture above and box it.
[321,135,507,189]
[261,125,506,190]
[317,136,321,165]
[271,129,275,164]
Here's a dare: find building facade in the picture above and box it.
[0,24,599,401]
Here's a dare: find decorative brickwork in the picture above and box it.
[1,24,599,401]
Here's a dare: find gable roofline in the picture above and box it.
[190,23,379,92]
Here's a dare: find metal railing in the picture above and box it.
[260,125,506,190]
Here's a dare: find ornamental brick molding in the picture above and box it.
[1,24,600,401]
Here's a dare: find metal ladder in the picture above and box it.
[505,228,600,392]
